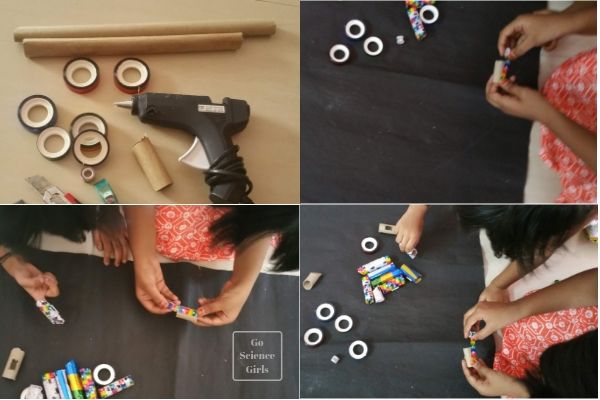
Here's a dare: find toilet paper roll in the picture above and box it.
[132,136,173,191]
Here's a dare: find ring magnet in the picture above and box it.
[330,355,340,364]
[42,372,61,399]
[93,365,115,386]
[114,58,150,94]
[81,167,96,183]
[345,19,366,40]
[55,369,72,399]
[334,315,354,333]
[94,179,118,204]
[400,264,422,283]
[37,127,72,160]
[349,340,368,360]
[363,36,384,56]
[303,328,324,346]
[361,237,378,254]
[36,300,65,324]
[20,385,44,399]
[396,35,405,45]
[78,368,97,399]
[132,135,173,191]
[63,58,99,94]
[419,5,439,24]
[378,223,398,235]
[18,95,57,134]
[2,347,25,380]
[97,375,134,399]
[316,303,335,321]
[329,44,350,64]
[303,272,322,290]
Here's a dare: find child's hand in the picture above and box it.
[94,207,130,267]
[134,258,179,314]
[463,301,521,340]
[479,284,509,303]
[486,77,554,123]
[461,359,530,397]
[4,256,59,301]
[194,280,251,327]
[394,205,427,253]
[498,12,564,59]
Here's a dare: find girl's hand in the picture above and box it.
[485,77,554,123]
[134,257,179,314]
[479,285,509,304]
[94,207,130,267]
[4,256,59,301]
[194,280,251,327]
[498,12,564,60]
[462,359,530,398]
[394,205,427,253]
[463,301,521,340]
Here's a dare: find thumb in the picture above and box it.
[198,299,221,317]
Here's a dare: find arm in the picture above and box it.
[195,235,271,327]
[465,268,598,339]
[394,204,427,253]
[1,245,59,301]
[124,206,179,314]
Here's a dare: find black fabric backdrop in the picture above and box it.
[0,250,298,399]
[301,1,544,203]
[300,205,492,398]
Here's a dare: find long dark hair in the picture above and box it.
[210,206,298,271]
[456,205,595,272]
[523,329,597,397]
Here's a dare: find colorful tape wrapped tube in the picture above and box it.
[378,277,406,294]
[405,3,427,41]
[42,372,61,399]
[56,369,73,399]
[97,375,135,399]
[79,368,97,399]
[36,300,65,324]
[400,264,422,283]
[65,360,85,399]
[357,256,392,275]
[361,276,375,305]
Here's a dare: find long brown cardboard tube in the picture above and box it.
[132,136,173,192]
[14,20,276,42]
[23,33,243,58]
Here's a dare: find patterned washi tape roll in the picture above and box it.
[79,368,97,399]
[97,375,135,399]
[357,256,392,275]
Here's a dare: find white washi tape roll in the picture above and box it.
[303,328,324,346]
[334,315,353,332]
[361,237,378,253]
[316,303,335,321]
[329,44,350,64]
[363,36,384,56]
[345,19,366,40]
[93,364,115,386]
[349,340,368,360]
[73,130,109,166]
[420,5,439,24]
[70,113,107,139]
[114,58,150,93]
[36,127,72,160]
[63,58,99,93]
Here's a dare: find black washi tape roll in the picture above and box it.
[114,58,150,94]
[70,113,108,141]
[72,129,110,166]
[17,95,57,134]
[63,58,100,94]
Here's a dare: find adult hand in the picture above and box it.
[134,257,179,314]
[194,280,251,327]
[462,359,530,397]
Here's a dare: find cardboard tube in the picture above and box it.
[132,136,173,191]
[303,272,322,290]
[23,33,242,58]
[14,20,276,42]
[2,347,25,381]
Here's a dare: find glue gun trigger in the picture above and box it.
[178,137,210,171]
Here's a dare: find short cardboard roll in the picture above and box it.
[23,33,243,58]
[132,136,173,192]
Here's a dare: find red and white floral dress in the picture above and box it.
[155,205,235,261]
[494,297,598,378]
[539,49,597,203]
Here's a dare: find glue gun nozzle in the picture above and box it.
[114,100,133,109]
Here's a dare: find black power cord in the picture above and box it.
[205,145,253,204]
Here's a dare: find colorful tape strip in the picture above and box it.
[79,368,97,399]
[97,375,135,399]
[405,4,427,41]
[400,264,422,283]
[42,372,61,399]
[65,360,84,399]
[357,256,392,275]
[36,300,65,325]
[361,276,375,305]
[55,369,73,399]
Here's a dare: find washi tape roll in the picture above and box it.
[345,19,366,40]
[114,58,150,94]
[63,58,100,94]
[329,44,350,64]
[334,315,353,333]
[303,328,323,346]
[302,272,322,290]
[70,113,107,140]
[72,129,109,166]
[361,237,378,254]
[349,340,368,360]
[92,364,115,386]
[2,347,25,380]
[17,95,57,134]
[36,127,72,160]
[315,303,335,321]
